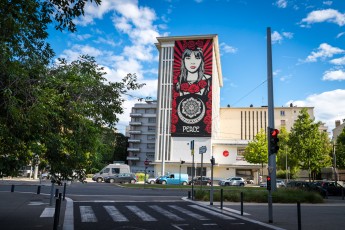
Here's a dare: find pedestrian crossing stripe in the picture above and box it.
[126,205,157,221]
[80,206,97,222]
[149,205,184,221]
[77,204,235,223]
[189,205,236,220]
[104,206,128,222]
[40,208,55,217]
[169,205,209,220]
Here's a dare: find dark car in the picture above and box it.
[189,176,212,186]
[287,181,327,197]
[315,181,345,196]
[104,173,136,184]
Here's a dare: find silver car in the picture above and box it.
[219,177,246,186]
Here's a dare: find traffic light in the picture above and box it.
[210,157,215,165]
[181,160,185,164]
[190,140,194,155]
[269,128,280,154]
[267,176,271,190]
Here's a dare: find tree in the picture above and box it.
[288,108,332,181]
[335,127,345,169]
[33,56,144,181]
[244,129,268,176]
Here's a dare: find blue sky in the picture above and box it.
[47,0,345,135]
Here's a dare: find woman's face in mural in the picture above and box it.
[184,51,202,73]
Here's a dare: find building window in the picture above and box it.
[148,117,156,123]
[147,135,155,140]
[281,120,286,126]
[147,143,155,149]
[237,148,245,157]
[280,111,285,116]
[148,126,155,132]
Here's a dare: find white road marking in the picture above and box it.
[126,205,157,221]
[40,208,55,217]
[150,205,184,221]
[169,205,209,220]
[189,205,235,220]
[80,206,97,222]
[104,206,128,222]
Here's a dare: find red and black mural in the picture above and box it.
[171,39,213,137]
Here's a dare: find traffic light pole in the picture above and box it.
[267,27,276,223]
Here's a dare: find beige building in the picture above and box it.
[332,120,345,142]
[150,34,315,184]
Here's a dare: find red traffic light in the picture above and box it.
[267,176,271,181]
[271,129,279,137]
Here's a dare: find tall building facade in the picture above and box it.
[127,100,157,175]
[154,35,222,177]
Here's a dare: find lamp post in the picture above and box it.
[333,142,338,184]
[179,160,185,185]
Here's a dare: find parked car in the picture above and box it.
[287,181,327,198]
[104,173,137,184]
[156,173,189,185]
[314,181,345,196]
[219,177,246,186]
[260,179,286,188]
[189,176,212,186]
[146,177,158,184]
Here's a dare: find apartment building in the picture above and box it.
[126,100,157,176]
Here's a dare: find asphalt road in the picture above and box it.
[1,179,345,230]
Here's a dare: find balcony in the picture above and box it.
[128,130,141,134]
[126,156,140,161]
[130,113,142,117]
[129,122,142,126]
[127,148,140,152]
[128,139,141,143]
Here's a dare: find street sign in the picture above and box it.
[199,146,207,154]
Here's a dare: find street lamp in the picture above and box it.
[179,160,185,185]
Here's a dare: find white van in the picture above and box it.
[92,164,130,183]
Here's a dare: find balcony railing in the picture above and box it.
[127,148,140,152]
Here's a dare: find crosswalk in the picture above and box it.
[76,203,233,223]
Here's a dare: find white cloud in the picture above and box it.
[336,32,345,38]
[323,1,333,6]
[70,33,92,41]
[322,69,345,81]
[219,43,237,54]
[275,0,287,8]
[93,37,122,47]
[304,43,344,62]
[301,9,345,26]
[287,89,345,133]
[271,31,294,44]
[330,56,345,65]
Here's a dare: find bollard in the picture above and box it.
[50,182,55,206]
[53,196,61,230]
[63,182,67,201]
[37,185,41,195]
[297,202,301,230]
[220,189,223,209]
[188,191,191,199]
[55,188,59,198]
[240,192,243,216]
[11,185,15,192]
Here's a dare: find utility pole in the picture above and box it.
[267,27,277,223]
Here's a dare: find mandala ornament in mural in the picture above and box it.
[177,97,205,124]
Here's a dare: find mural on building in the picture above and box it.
[171,39,213,137]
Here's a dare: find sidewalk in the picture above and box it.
[192,197,345,230]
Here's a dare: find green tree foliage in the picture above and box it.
[33,56,144,180]
[335,127,345,169]
[276,127,299,178]
[244,129,268,175]
[288,108,332,181]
